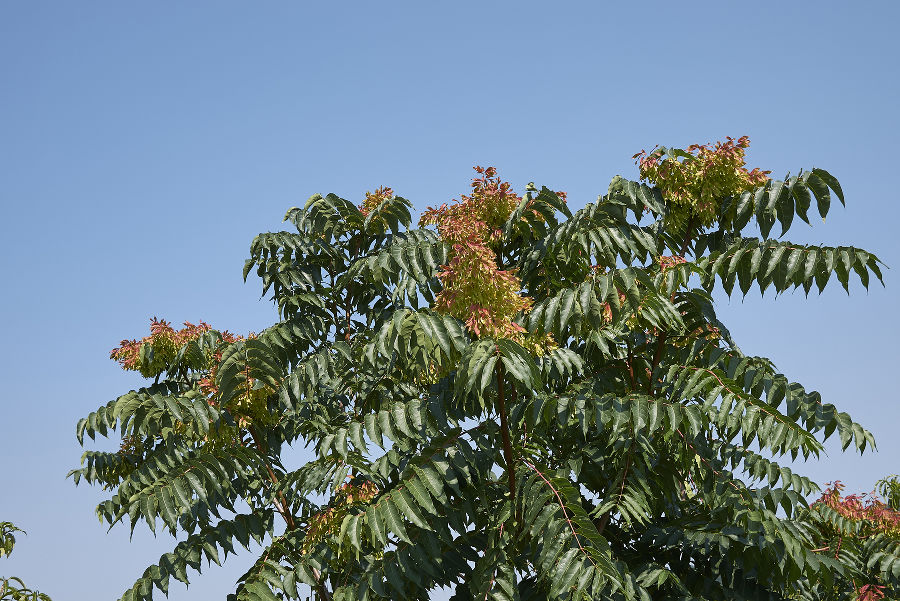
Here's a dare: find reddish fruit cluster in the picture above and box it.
[110,318,213,377]
[856,584,886,601]
[195,333,272,429]
[635,136,770,226]
[359,186,394,217]
[118,435,143,456]
[813,481,900,536]
[420,167,532,339]
[659,255,688,271]
[420,167,522,245]
[111,319,269,427]
[302,480,379,554]
[197,335,243,399]
[433,242,532,338]
[808,481,897,601]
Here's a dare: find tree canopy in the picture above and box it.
[72,138,899,600]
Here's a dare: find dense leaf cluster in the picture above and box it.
[1,522,51,601]
[72,143,897,600]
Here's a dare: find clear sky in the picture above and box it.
[1,2,898,600]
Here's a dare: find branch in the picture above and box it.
[495,362,517,525]
[596,433,634,535]
[249,426,296,531]
[626,343,636,391]
[647,213,695,396]
[312,568,333,601]
[521,458,599,570]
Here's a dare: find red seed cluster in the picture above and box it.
[359,186,394,217]
[635,136,770,226]
[659,255,688,272]
[302,480,379,553]
[420,167,531,339]
[813,481,900,537]
[856,584,886,601]
[110,318,213,377]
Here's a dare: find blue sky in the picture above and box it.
[1,2,898,599]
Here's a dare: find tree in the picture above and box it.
[72,138,900,600]
[1,522,51,601]
[792,478,900,600]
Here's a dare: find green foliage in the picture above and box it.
[791,480,900,600]
[877,475,900,511]
[73,144,895,601]
[1,523,51,601]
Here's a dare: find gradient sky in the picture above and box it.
[1,3,898,600]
